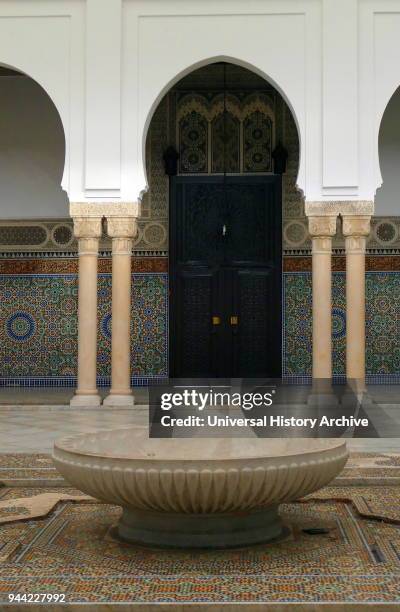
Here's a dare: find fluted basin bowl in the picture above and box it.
[53,428,348,548]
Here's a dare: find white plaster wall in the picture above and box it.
[0,76,67,218]
[322,0,358,195]
[123,0,319,200]
[0,0,398,211]
[85,0,122,196]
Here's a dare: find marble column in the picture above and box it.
[70,217,102,407]
[307,215,337,381]
[342,215,371,391]
[103,217,137,407]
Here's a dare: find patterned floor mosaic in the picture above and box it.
[0,454,60,483]
[1,453,400,605]
[1,485,400,604]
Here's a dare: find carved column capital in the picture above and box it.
[312,236,334,254]
[342,216,371,255]
[342,215,371,237]
[307,216,337,255]
[106,217,138,256]
[307,215,337,238]
[72,217,102,256]
[72,217,102,239]
[106,216,138,239]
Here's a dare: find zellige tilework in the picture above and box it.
[1,264,400,385]
[0,271,168,385]
[1,486,400,603]
[283,271,400,382]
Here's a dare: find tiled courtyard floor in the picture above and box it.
[1,384,400,453]
[0,406,148,454]
[1,480,400,608]
[1,389,400,609]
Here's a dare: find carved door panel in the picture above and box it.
[170,176,281,378]
[230,268,281,378]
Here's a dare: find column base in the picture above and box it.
[307,381,339,407]
[341,389,374,409]
[70,393,102,408]
[103,393,135,407]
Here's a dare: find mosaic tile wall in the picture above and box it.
[284,270,400,383]
[0,266,168,386]
[0,260,399,385]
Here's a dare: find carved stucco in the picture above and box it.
[176,92,275,123]
[70,202,141,219]
[107,217,138,239]
[342,215,372,237]
[307,215,337,237]
[72,217,102,240]
[305,201,374,217]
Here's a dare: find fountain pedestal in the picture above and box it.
[118,506,282,548]
[53,428,348,549]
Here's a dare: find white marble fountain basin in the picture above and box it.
[53,427,348,548]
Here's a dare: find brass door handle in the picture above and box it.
[230,315,239,326]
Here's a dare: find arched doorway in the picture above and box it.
[145,62,300,379]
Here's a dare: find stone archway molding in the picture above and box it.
[139,56,304,203]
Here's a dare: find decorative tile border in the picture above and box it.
[0,376,169,388]
[0,256,168,274]
[284,255,400,272]
[0,219,169,254]
[3,214,400,256]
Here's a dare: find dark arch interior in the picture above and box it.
[0,65,67,219]
[376,85,400,216]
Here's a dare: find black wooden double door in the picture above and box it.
[170,176,282,378]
